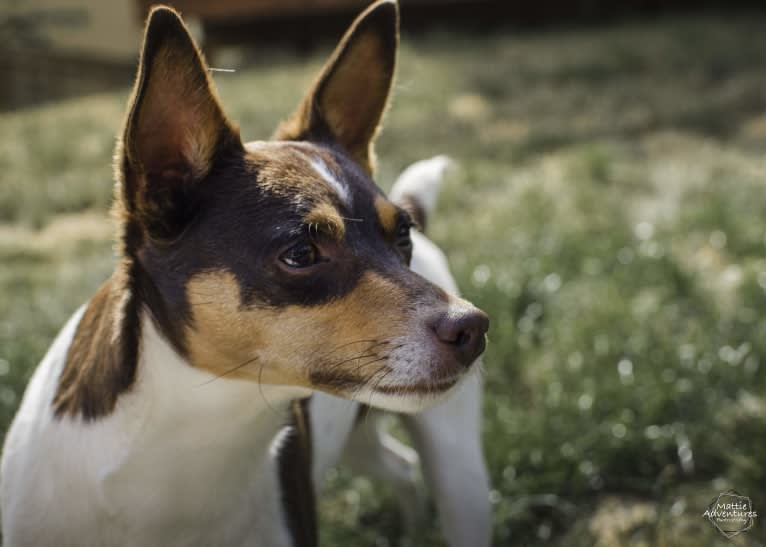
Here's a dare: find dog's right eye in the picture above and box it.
[280,242,319,269]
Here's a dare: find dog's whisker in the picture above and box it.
[196,355,260,387]
[363,365,395,413]
[356,355,388,372]
[322,351,383,373]
[319,338,385,360]
[361,362,391,395]
[345,363,377,401]
[321,355,375,375]
[255,356,278,414]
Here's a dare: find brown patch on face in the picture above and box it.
[184,268,438,392]
[374,194,399,236]
[305,202,345,240]
[53,268,140,420]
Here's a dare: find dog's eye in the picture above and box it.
[396,222,413,257]
[280,242,318,269]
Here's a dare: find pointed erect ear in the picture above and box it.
[118,6,240,240]
[273,0,399,175]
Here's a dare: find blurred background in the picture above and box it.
[2,0,766,545]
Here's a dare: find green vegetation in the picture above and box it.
[2,14,766,546]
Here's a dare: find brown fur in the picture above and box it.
[53,272,135,419]
[245,144,340,205]
[118,6,241,244]
[184,269,440,392]
[374,194,400,236]
[305,202,345,240]
[273,0,398,175]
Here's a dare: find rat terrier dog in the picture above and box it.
[1,2,488,546]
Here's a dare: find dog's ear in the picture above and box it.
[118,6,240,240]
[274,0,398,175]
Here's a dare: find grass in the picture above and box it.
[3,13,766,546]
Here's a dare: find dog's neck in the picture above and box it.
[135,311,307,435]
[88,311,311,544]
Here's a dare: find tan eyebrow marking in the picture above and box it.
[304,201,346,240]
[374,194,399,236]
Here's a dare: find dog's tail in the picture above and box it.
[389,155,455,232]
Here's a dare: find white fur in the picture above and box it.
[308,395,360,487]
[341,413,423,534]
[342,381,458,415]
[403,373,491,547]
[310,156,350,207]
[410,229,459,295]
[1,312,307,547]
[389,155,455,217]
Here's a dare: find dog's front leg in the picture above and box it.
[341,412,425,538]
[402,373,492,547]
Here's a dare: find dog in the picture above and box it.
[0,2,489,546]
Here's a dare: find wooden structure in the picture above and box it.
[133,0,469,21]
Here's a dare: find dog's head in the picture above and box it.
[115,0,488,413]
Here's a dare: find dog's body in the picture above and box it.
[1,3,490,546]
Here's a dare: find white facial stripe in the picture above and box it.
[310,156,351,207]
[246,141,352,206]
[243,140,272,152]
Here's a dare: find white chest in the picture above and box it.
[1,310,307,547]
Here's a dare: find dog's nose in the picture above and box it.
[433,307,489,367]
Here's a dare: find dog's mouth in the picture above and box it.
[372,376,460,395]
[311,368,461,398]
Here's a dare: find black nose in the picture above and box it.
[433,308,490,367]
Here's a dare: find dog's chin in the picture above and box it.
[347,375,464,414]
